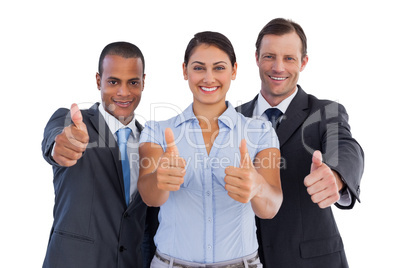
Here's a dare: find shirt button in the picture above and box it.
[119,246,126,252]
[208,245,212,250]
[206,191,211,196]
[208,217,212,223]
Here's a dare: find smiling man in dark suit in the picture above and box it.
[236,18,364,268]
[42,42,157,268]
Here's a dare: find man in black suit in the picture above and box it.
[42,42,157,268]
[236,18,364,267]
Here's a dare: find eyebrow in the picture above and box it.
[190,61,228,65]
[262,52,298,58]
[107,76,141,81]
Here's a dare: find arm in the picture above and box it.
[224,140,282,219]
[137,128,186,207]
[304,102,364,209]
[323,102,364,209]
[251,146,283,218]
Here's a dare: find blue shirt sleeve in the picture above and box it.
[256,121,280,153]
[139,121,163,147]
[244,118,279,161]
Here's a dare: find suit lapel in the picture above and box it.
[129,120,144,209]
[87,104,126,203]
[237,90,310,148]
[236,94,258,117]
[276,87,310,147]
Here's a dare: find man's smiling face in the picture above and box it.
[256,32,308,105]
[97,54,145,125]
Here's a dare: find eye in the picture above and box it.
[108,80,118,85]
[286,57,295,61]
[130,81,139,86]
[193,66,204,71]
[214,66,226,71]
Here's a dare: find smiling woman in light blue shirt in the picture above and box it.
[138,31,283,267]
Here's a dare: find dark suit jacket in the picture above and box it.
[42,103,158,268]
[236,86,364,268]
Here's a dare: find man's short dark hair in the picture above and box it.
[255,18,307,59]
[98,42,145,76]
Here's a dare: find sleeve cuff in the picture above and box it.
[336,187,352,207]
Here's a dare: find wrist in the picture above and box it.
[332,170,345,192]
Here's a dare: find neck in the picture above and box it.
[117,115,135,126]
[260,86,297,107]
[192,100,226,128]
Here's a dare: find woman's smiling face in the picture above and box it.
[183,44,237,107]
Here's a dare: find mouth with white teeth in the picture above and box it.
[114,100,133,108]
[200,86,219,93]
[269,75,287,81]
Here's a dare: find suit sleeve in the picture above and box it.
[320,102,364,209]
[42,108,71,166]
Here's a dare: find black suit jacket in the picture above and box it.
[42,103,158,268]
[236,86,364,268]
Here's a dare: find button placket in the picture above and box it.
[204,158,214,262]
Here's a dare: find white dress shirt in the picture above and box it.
[252,88,298,120]
[99,104,140,203]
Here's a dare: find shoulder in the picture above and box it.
[301,90,348,119]
[143,116,176,132]
[50,103,98,120]
[235,112,277,146]
[140,114,183,145]
[236,112,268,130]
[235,94,258,116]
[305,91,345,109]
[50,107,70,120]
[301,91,350,127]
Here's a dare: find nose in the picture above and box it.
[203,69,215,84]
[272,59,285,73]
[117,84,131,96]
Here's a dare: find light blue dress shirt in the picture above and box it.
[139,102,279,263]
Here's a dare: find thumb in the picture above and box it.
[239,139,252,169]
[70,103,86,130]
[164,128,179,155]
[311,150,323,172]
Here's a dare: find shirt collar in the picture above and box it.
[174,101,238,130]
[98,103,138,138]
[255,86,298,118]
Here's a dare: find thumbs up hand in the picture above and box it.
[164,127,180,156]
[224,139,264,203]
[304,150,344,208]
[155,128,186,192]
[70,103,87,131]
[53,103,89,167]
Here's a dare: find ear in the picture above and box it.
[231,62,238,80]
[96,72,101,90]
[142,73,146,91]
[300,55,309,72]
[255,51,260,66]
[182,62,188,80]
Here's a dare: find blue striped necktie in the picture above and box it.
[117,128,132,206]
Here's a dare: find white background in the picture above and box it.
[1,0,401,267]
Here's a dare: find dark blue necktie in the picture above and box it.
[264,108,283,129]
[117,128,132,206]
